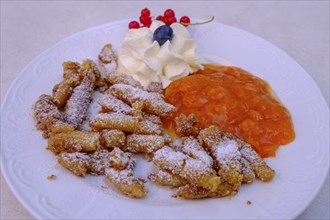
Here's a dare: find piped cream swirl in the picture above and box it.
[118,21,203,88]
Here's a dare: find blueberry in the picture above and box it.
[153,25,173,46]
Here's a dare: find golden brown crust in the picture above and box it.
[80,59,101,84]
[105,148,147,198]
[105,73,143,89]
[146,82,163,93]
[63,60,99,128]
[62,61,81,79]
[100,129,126,149]
[98,44,117,64]
[97,44,117,92]
[90,112,162,135]
[175,113,200,137]
[34,95,62,130]
[143,113,162,125]
[240,157,255,184]
[181,136,213,167]
[52,79,79,108]
[124,134,165,153]
[98,95,135,115]
[57,152,90,177]
[47,131,100,154]
[199,126,275,184]
[33,94,73,138]
[109,84,176,118]
[174,183,234,199]
[88,149,112,175]
[105,168,148,198]
[50,121,75,135]
[149,169,187,187]
[239,144,275,182]
[173,184,212,199]
[108,147,135,170]
[198,126,243,193]
[153,146,220,192]
[52,62,82,107]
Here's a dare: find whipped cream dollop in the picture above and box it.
[118,21,204,88]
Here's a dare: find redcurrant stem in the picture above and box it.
[181,16,215,26]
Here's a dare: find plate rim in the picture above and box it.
[1,18,329,220]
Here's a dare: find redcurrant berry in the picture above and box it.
[143,22,152,28]
[164,9,175,18]
[141,8,151,17]
[165,16,177,26]
[180,16,190,26]
[128,21,140,29]
[140,15,152,26]
[156,15,165,22]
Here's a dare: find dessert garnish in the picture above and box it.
[153,25,173,46]
[181,16,215,26]
[128,21,140,29]
[118,20,204,88]
[123,8,217,89]
[179,16,190,27]
[129,8,214,29]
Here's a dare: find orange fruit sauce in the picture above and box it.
[163,64,295,158]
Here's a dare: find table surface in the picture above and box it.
[1,1,329,219]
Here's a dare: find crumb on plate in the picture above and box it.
[47,174,57,180]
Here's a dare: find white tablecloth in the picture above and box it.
[1,1,329,219]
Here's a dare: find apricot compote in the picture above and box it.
[163,64,295,158]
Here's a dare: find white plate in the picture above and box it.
[1,19,329,220]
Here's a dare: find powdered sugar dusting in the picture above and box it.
[98,44,117,64]
[100,129,125,148]
[153,146,220,191]
[125,134,165,153]
[153,146,188,175]
[109,147,135,170]
[215,139,241,170]
[148,169,186,187]
[59,151,90,164]
[169,139,183,151]
[143,113,162,125]
[240,144,261,165]
[64,78,94,128]
[105,73,143,89]
[240,143,275,181]
[91,112,162,135]
[98,94,134,115]
[89,149,112,175]
[149,169,172,182]
[105,168,134,185]
[33,94,63,136]
[240,157,255,183]
[57,152,90,176]
[182,137,213,167]
[109,84,176,117]
[182,159,213,179]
